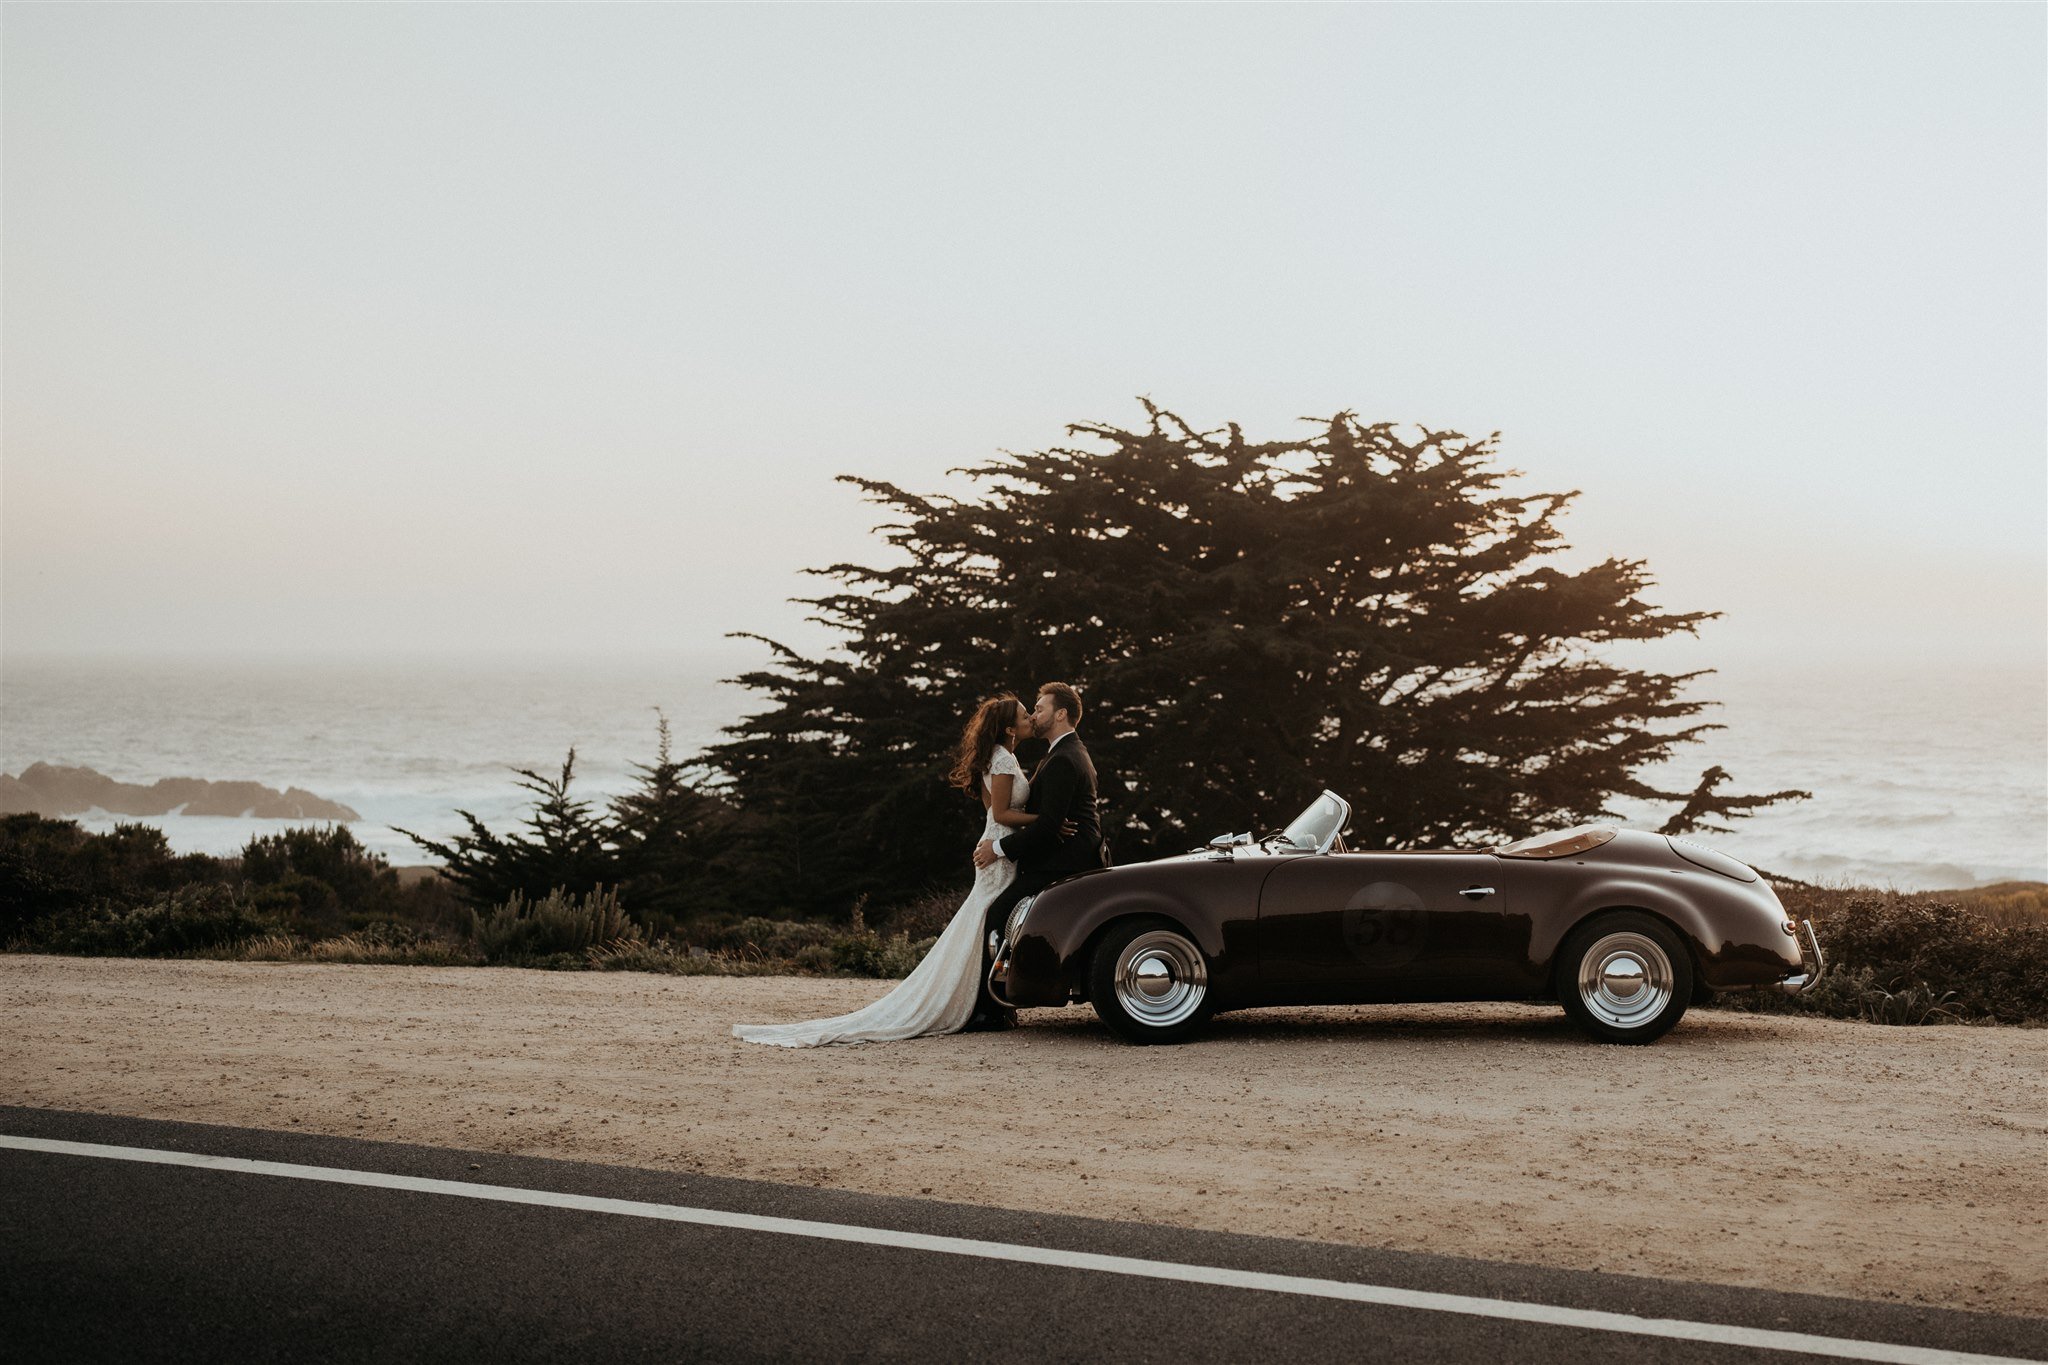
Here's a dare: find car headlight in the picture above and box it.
[1005,895,1036,941]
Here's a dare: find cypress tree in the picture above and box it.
[707,401,1805,916]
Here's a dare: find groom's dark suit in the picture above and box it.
[977,731,1108,1017]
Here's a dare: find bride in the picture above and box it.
[732,694,1045,1047]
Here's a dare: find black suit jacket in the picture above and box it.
[999,734,1107,881]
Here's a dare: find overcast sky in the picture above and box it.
[4,4,2043,670]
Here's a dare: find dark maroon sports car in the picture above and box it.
[986,791,1823,1045]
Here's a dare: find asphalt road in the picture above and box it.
[3,1105,2043,1365]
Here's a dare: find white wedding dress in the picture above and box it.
[731,746,1027,1047]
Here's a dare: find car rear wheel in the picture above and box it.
[1557,911,1692,1045]
[1089,919,1213,1045]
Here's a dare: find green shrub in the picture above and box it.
[831,930,938,978]
[700,916,839,959]
[1784,965,1962,1025]
[1,815,466,948]
[249,871,343,936]
[23,883,277,957]
[789,942,838,974]
[239,822,387,929]
[880,887,970,941]
[469,886,637,963]
[1726,889,2048,1025]
[0,814,230,937]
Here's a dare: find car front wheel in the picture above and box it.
[1558,911,1693,1045]
[1089,919,1213,1045]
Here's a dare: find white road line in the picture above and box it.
[4,1134,2039,1365]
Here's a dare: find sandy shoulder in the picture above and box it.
[4,956,2043,1318]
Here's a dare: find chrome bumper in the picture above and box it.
[985,931,1016,1008]
[1778,918,1825,995]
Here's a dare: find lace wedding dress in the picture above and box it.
[731,746,1027,1047]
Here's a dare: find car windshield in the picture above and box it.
[1274,791,1350,853]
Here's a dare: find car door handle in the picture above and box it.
[1458,886,1496,900]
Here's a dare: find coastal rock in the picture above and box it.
[0,773,35,815]
[0,762,361,822]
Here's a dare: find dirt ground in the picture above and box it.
[5,956,2044,1317]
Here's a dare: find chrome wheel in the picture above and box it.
[1112,930,1208,1029]
[1577,931,1674,1030]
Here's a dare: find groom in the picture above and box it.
[968,680,1108,1029]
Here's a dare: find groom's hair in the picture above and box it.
[1038,681,1082,726]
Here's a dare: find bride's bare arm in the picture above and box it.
[986,773,1039,828]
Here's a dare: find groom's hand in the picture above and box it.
[972,839,999,869]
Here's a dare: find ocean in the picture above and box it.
[2,653,2042,890]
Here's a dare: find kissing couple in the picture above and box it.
[733,681,1108,1047]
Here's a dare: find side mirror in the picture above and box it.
[1208,831,1253,850]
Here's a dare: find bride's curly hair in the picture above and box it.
[948,694,1024,799]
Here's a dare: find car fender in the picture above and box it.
[1023,859,1277,1003]
[1536,875,1721,976]
[1055,886,1230,966]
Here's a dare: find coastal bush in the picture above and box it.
[0,814,230,936]
[470,886,638,963]
[248,870,344,936]
[22,883,277,957]
[239,824,466,937]
[699,916,840,960]
[881,886,971,941]
[1790,967,1962,1026]
[1722,889,2048,1026]
[242,825,388,907]
[831,929,939,978]
[0,814,463,948]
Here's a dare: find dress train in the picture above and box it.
[731,745,1028,1047]
[729,861,1011,1047]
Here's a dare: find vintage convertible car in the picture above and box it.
[987,791,1823,1045]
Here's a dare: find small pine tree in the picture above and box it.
[609,711,746,927]
[395,749,617,908]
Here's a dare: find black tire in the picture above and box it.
[1088,918,1214,1045]
[1557,910,1693,1045]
